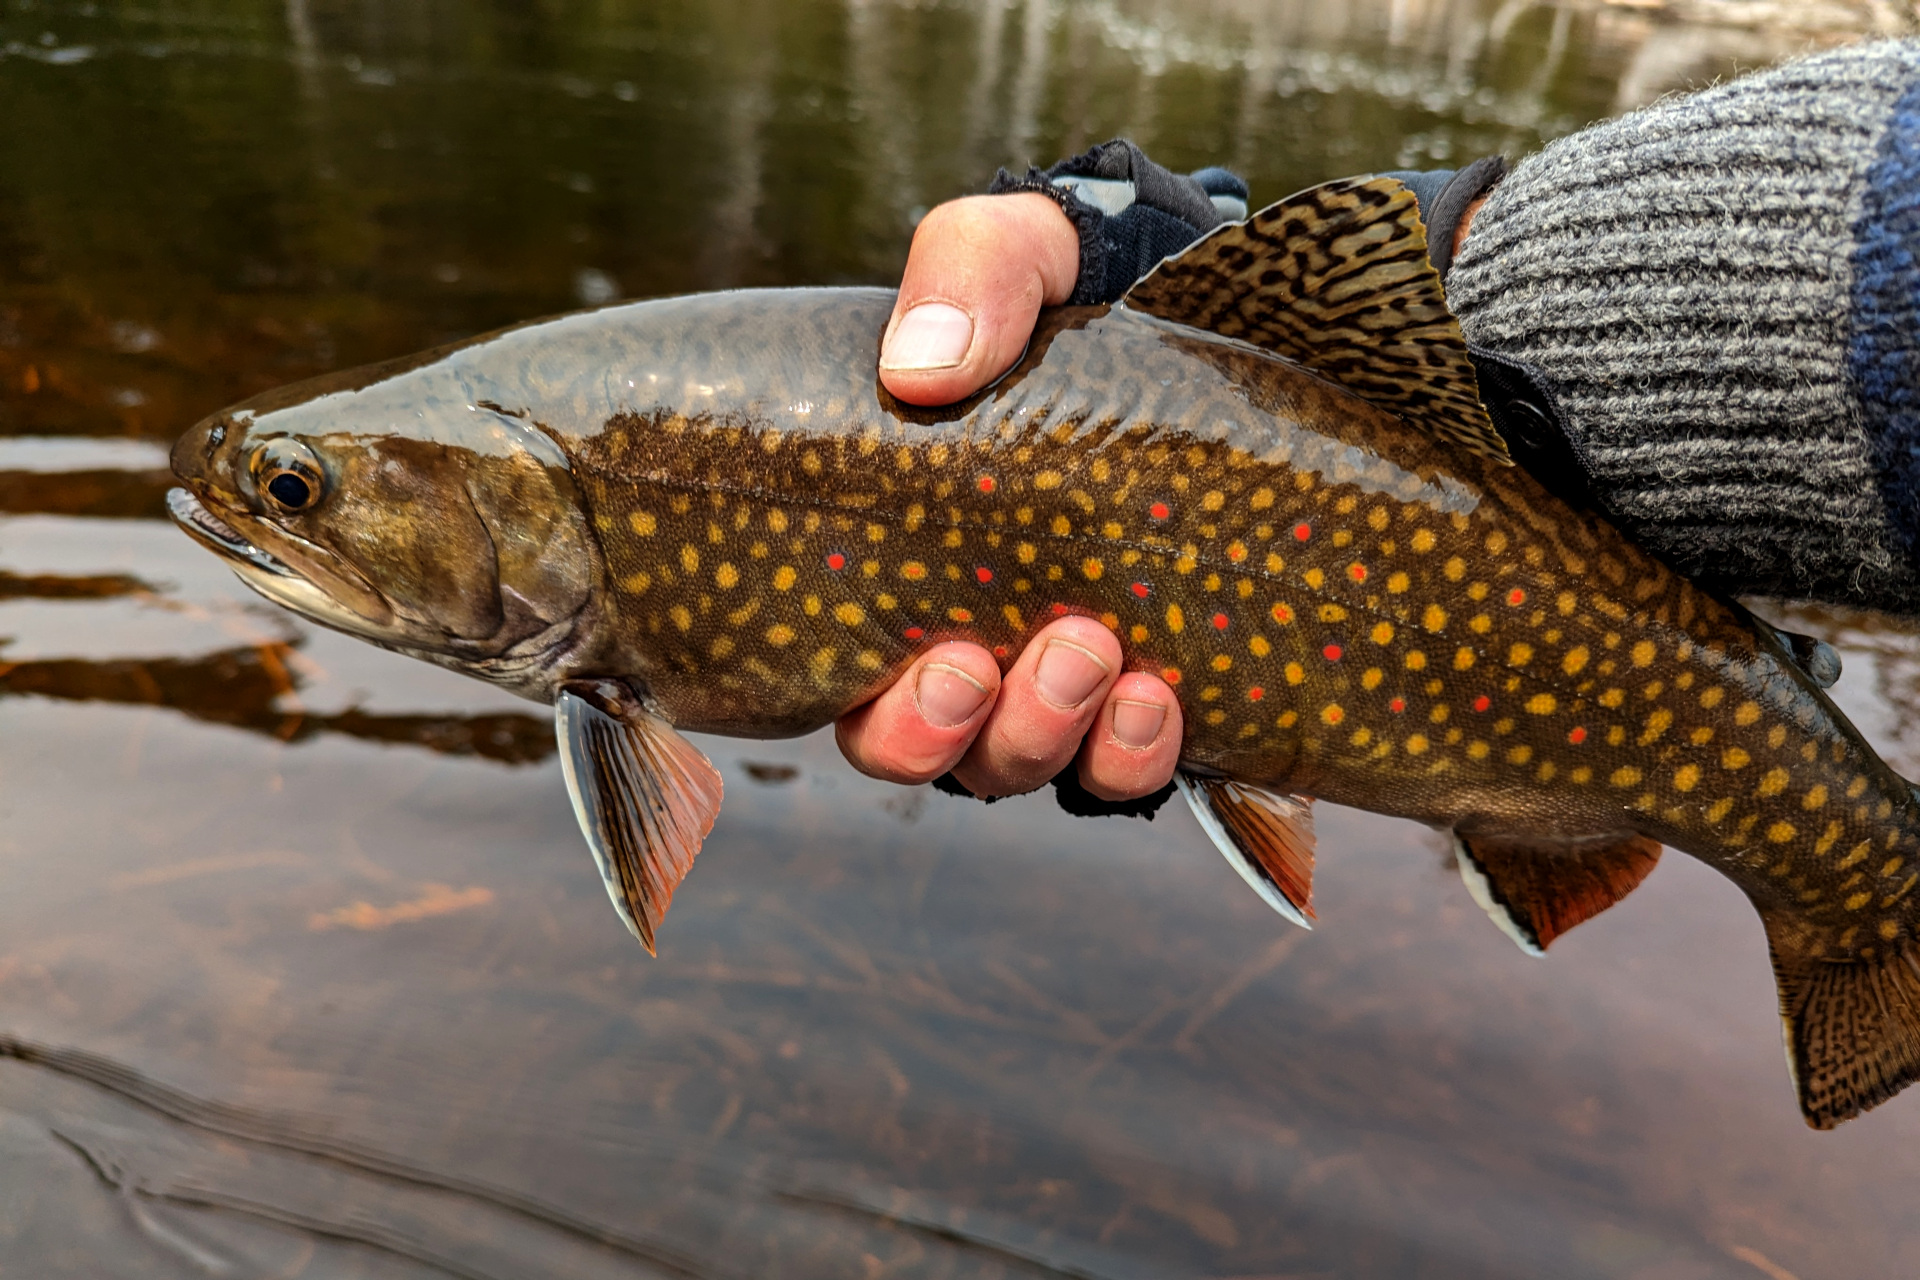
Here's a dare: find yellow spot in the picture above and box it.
[1556,590,1577,615]
[1698,686,1725,709]
[1562,646,1589,675]
[1410,529,1435,552]
[1406,734,1430,755]
[1318,604,1348,624]
[1610,766,1642,788]
[1757,767,1789,797]
[1847,774,1870,799]
[1422,604,1447,632]
[1251,486,1274,510]
[1249,636,1271,657]
[1484,530,1508,554]
[866,523,886,543]
[1734,701,1760,726]
[1803,785,1828,810]
[621,571,652,594]
[1429,704,1450,723]
[834,602,865,626]
[1769,724,1788,749]
[1507,745,1533,765]
[1361,667,1383,690]
[946,529,966,548]
[1599,688,1625,709]
[1467,740,1490,760]
[1881,919,1902,942]
[1722,747,1750,770]
[1201,489,1224,511]
[1443,556,1466,581]
[1387,571,1410,594]
[680,545,700,573]
[669,605,692,633]
[809,646,835,676]
[1370,621,1395,645]
[801,450,822,475]
[1706,797,1734,822]
[804,594,822,616]
[1689,727,1714,745]
[1524,693,1556,715]
[1674,764,1701,792]
[1277,710,1299,728]
[1350,728,1373,747]
[1509,642,1534,665]
[1321,704,1344,725]
[728,599,761,626]
[947,606,972,623]
[1847,892,1873,911]
[1212,654,1232,672]
[1082,557,1104,580]
[715,562,739,589]
[1304,567,1325,589]
[1630,640,1655,667]
[1034,470,1063,489]
[1469,614,1491,634]
[1405,650,1427,671]
[1003,604,1024,629]
[1452,647,1475,671]
[1639,708,1672,743]
[768,509,789,534]
[1130,625,1149,642]
[1886,857,1907,878]
[1285,662,1305,685]
[629,511,657,535]
[710,636,734,659]
[1166,604,1185,634]
[772,565,797,591]
[1051,515,1071,536]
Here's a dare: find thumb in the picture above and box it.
[879,193,1079,407]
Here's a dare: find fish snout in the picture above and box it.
[169,411,247,495]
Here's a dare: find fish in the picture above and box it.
[167,176,1920,1129]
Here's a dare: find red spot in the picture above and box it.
[977,475,996,494]
[1389,697,1406,713]
[1348,563,1367,583]
[1507,587,1526,606]
[993,645,1008,658]
[904,627,924,640]
[1149,502,1170,520]
[1568,726,1587,744]
[1473,695,1491,713]
[1212,612,1230,631]
[1051,602,1069,616]
[825,552,846,571]
[975,566,993,584]
[1293,523,1312,541]
[1161,666,1183,685]
[1248,686,1265,701]
[1130,581,1150,599]
[1270,603,1294,625]
[1322,644,1343,662]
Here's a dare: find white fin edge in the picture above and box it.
[1179,774,1312,931]
[1450,832,1544,957]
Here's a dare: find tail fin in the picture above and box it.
[1763,911,1920,1128]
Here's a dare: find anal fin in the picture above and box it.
[1178,774,1316,929]
[556,678,724,954]
[1764,912,1920,1128]
[1451,830,1661,955]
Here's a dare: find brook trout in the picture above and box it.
[168,178,1920,1128]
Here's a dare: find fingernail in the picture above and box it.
[1111,699,1167,749]
[1033,639,1111,709]
[915,662,990,727]
[879,303,973,371]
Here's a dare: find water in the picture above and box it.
[1,1,1916,1275]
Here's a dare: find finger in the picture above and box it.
[1077,672,1184,801]
[879,192,1079,407]
[835,642,1002,785]
[948,616,1121,798]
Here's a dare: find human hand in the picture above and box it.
[834,191,1182,802]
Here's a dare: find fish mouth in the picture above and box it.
[167,486,400,636]
[167,487,293,577]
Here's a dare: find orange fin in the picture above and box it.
[1120,175,1510,465]
[1178,774,1316,929]
[556,678,723,955]
[1764,912,1920,1128]
[1451,830,1661,955]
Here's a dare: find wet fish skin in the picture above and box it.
[167,178,1920,1127]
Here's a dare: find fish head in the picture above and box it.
[168,377,598,695]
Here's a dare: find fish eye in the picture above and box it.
[251,438,326,514]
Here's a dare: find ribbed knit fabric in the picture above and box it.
[1448,41,1920,613]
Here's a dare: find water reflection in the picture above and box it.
[2,1,1919,1276]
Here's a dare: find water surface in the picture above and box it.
[1,2,1916,1276]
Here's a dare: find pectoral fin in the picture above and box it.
[555,678,723,954]
[1178,774,1316,929]
[1451,830,1661,955]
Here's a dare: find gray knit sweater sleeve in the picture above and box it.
[1448,40,1920,614]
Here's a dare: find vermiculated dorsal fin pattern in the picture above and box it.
[1121,175,1510,465]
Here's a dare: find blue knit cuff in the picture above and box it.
[1852,78,1920,552]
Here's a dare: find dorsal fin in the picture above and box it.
[1121,175,1510,465]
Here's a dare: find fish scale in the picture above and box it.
[166,175,1920,1128]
